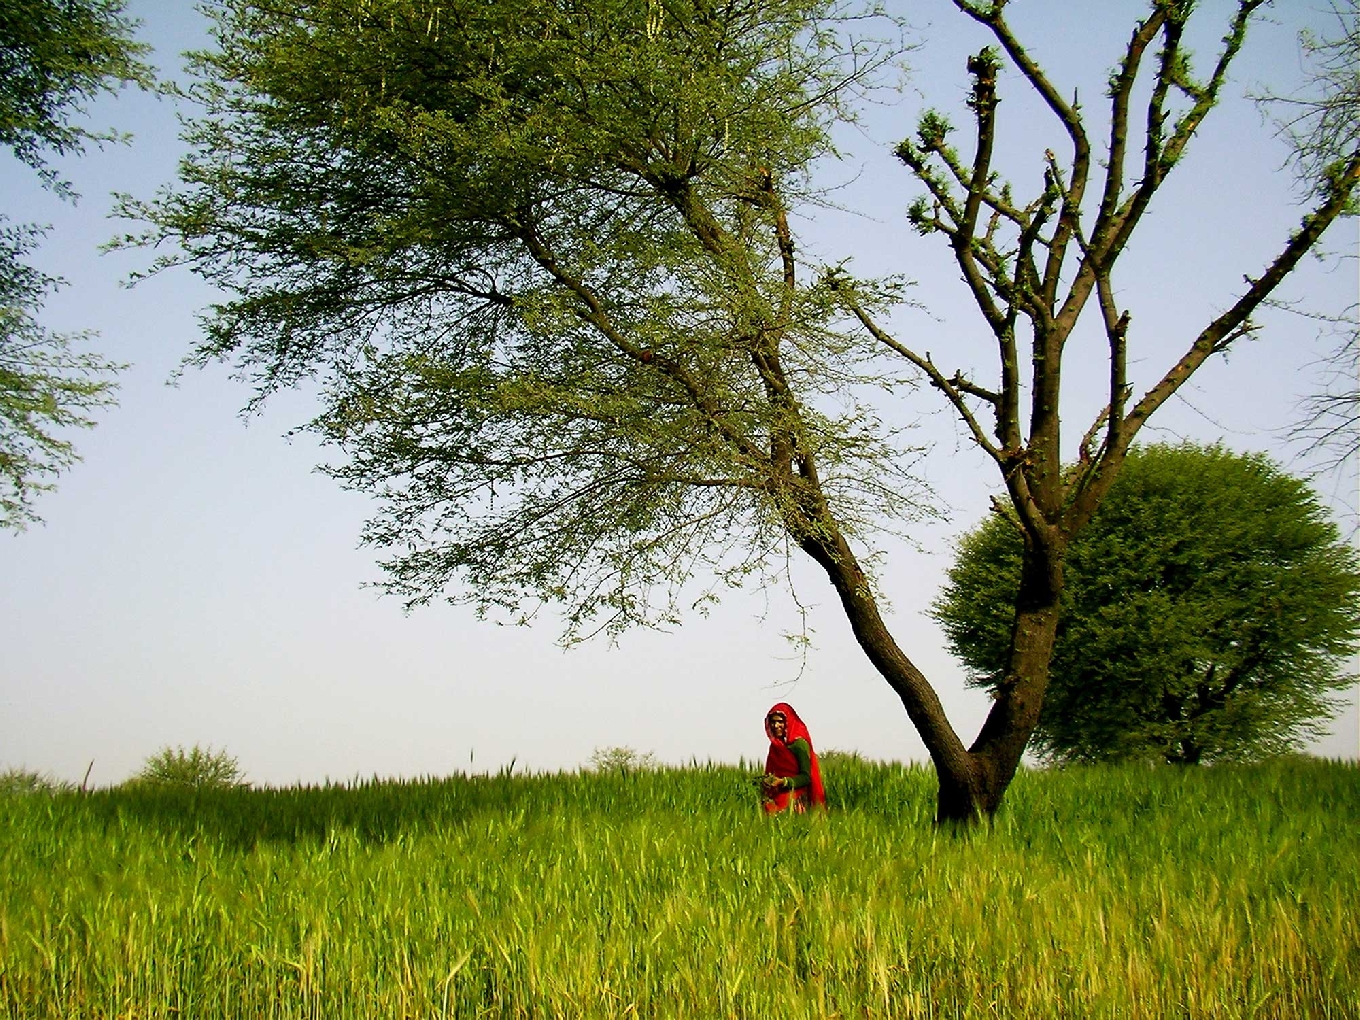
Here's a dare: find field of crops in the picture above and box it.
[2,756,1357,1018]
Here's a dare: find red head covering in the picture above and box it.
[763,702,826,812]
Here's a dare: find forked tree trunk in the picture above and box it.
[943,538,1066,823]
[933,598,1063,823]
[798,531,977,811]
[801,526,1068,826]
[932,609,1063,822]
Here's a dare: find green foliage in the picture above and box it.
[934,443,1360,764]
[0,0,149,528]
[123,0,924,639]
[1,759,1357,1016]
[0,221,122,529]
[904,194,935,234]
[0,0,152,191]
[133,745,246,790]
[915,108,953,148]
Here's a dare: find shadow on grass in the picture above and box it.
[63,758,939,850]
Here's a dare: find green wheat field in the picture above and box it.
[2,756,1357,1018]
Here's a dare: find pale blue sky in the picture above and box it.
[2,0,1356,787]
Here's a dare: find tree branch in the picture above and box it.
[1085,149,1360,520]
[1100,1,1266,267]
[1094,10,1166,236]
[515,220,771,469]
[831,278,1006,465]
[955,2,1092,305]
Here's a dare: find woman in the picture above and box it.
[761,702,826,813]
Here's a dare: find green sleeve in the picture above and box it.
[786,738,812,790]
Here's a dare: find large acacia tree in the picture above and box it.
[130,0,1359,822]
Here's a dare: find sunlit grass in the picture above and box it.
[1,758,1356,1017]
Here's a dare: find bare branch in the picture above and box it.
[1124,149,1360,464]
[1161,1,1271,170]
[1100,1,1267,266]
[954,2,1093,305]
[830,278,1005,465]
[895,141,965,234]
[1078,405,1110,466]
[953,1,1089,168]
[1094,11,1166,235]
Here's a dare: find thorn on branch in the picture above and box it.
[1215,320,1257,353]
[949,369,1002,404]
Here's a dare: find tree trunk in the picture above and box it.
[947,535,1066,822]
[1166,739,1203,765]
[800,511,1067,826]
[934,756,990,826]
[797,531,982,819]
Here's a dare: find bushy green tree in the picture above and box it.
[0,0,150,529]
[934,444,1360,765]
[134,745,246,790]
[587,747,659,773]
[127,0,1360,822]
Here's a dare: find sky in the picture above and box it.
[2,0,1357,788]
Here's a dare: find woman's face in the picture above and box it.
[768,713,787,740]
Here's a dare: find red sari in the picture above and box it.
[763,702,826,813]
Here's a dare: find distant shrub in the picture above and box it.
[587,746,659,773]
[816,749,868,769]
[134,746,246,790]
[0,768,74,796]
